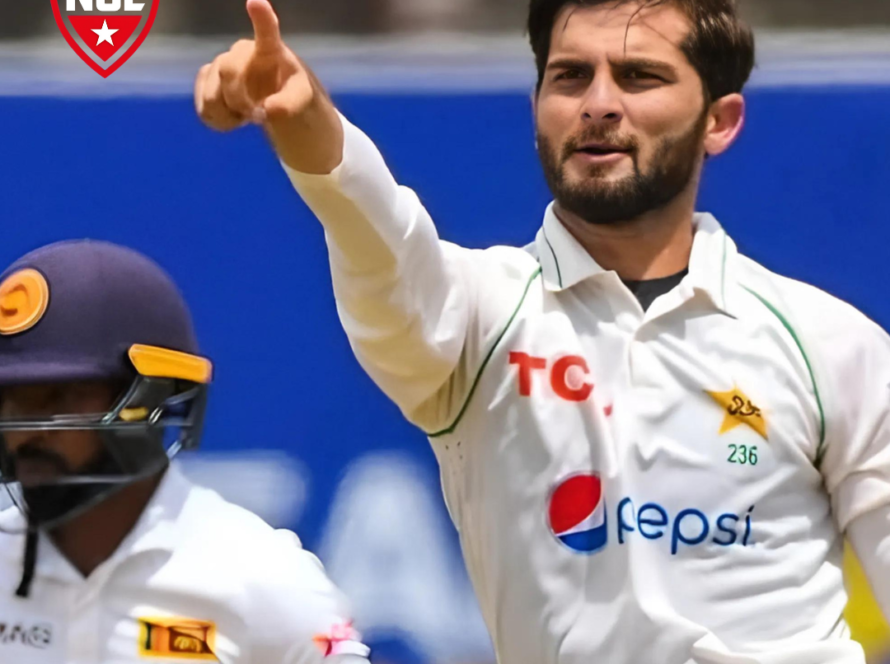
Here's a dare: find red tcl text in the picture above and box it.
[508,352,594,402]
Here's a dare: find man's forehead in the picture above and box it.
[551,2,692,62]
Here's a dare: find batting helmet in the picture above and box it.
[0,240,212,535]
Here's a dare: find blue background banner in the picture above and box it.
[2,85,888,661]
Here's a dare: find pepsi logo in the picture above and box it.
[548,473,608,554]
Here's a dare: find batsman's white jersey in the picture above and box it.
[287,114,890,664]
[0,464,370,664]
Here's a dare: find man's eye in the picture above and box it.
[555,69,585,81]
[625,70,661,81]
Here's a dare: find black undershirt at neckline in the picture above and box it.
[621,268,689,312]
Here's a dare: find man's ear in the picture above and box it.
[704,93,745,157]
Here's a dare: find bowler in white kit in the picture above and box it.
[196,0,890,661]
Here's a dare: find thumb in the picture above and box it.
[246,0,282,55]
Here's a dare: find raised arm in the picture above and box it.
[195,0,343,175]
[194,0,492,428]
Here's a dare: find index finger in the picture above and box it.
[246,0,282,54]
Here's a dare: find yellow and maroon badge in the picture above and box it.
[51,0,158,78]
[0,269,50,336]
[138,617,216,660]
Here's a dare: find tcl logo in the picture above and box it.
[509,352,594,402]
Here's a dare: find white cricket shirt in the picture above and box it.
[0,463,370,664]
[286,114,890,664]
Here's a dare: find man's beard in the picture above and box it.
[3,442,119,528]
[537,111,708,226]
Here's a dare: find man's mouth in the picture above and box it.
[571,143,633,166]
[575,142,631,156]
[14,459,66,487]
[9,452,71,488]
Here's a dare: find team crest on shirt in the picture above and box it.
[138,617,215,659]
[705,385,768,441]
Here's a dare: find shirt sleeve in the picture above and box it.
[817,313,890,615]
[246,529,371,664]
[284,113,470,426]
[846,505,890,622]
[282,112,538,433]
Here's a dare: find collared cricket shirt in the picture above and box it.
[0,464,370,664]
[287,114,890,664]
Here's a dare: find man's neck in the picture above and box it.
[48,472,164,578]
[554,190,698,282]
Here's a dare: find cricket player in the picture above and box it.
[0,240,370,663]
[196,0,890,661]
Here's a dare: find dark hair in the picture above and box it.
[528,0,755,103]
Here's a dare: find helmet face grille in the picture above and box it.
[0,375,208,532]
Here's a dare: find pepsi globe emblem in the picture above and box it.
[548,473,608,554]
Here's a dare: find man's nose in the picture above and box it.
[580,75,624,127]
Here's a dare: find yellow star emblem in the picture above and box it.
[705,386,768,441]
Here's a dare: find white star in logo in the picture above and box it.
[92,20,119,47]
